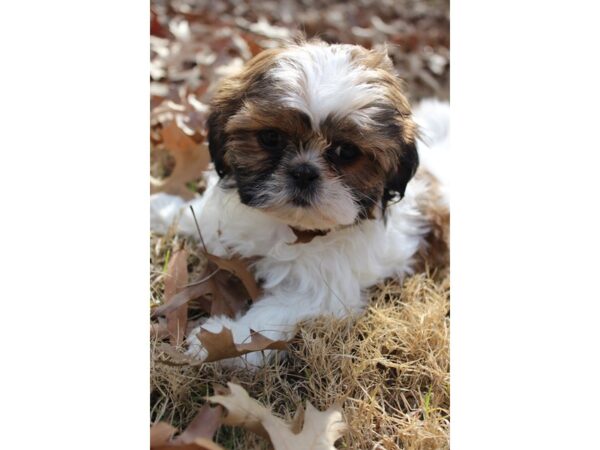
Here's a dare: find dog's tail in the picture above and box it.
[414,99,450,191]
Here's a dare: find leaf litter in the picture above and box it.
[208,383,347,449]
[151,383,347,450]
[151,206,285,365]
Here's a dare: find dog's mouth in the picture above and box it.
[239,176,358,230]
[291,196,312,207]
[288,183,320,208]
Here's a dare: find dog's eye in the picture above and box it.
[257,129,286,151]
[329,142,361,163]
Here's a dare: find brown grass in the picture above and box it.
[150,233,449,449]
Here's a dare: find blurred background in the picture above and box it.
[151,0,449,196]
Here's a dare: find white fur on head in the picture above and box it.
[268,42,387,129]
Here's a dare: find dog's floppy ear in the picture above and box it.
[205,48,285,179]
[383,139,419,211]
[206,109,231,178]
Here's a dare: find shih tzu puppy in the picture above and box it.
[151,40,449,367]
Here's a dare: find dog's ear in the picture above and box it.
[206,109,231,178]
[205,48,285,179]
[383,139,419,211]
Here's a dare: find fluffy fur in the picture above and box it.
[150,41,450,367]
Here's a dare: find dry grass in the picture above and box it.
[150,233,449,449]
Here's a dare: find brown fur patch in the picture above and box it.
[207,49,285,176]
[211,48,284,109]
[226,103,312,137]
[321,114,400,173]
[348,46,417,144]
[225,132,273,174]
[413,170,450,273]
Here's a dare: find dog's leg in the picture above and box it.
[185,294,307,367]
[186,287,362,368]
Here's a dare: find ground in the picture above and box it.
[150,1,449,448]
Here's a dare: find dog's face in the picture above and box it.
[207,41,419,230]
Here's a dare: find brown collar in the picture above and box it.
[288,222,359,244]
[289,226,330,244]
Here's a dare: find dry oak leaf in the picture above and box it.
[155,326,288,366]
[151,121,210,200]
[207,271,249,319]
[206,254,261,301]
[197,326,288,363]
[151,403,224,450]
[151,252,261,321]
[208,383,347,450]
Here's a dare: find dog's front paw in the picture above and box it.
[184,318,278,370]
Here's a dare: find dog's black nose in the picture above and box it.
[289,163,319,187]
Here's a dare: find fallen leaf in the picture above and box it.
[206,254,261,300]
[174,404,224,444]
[209,270,251,318]
[151,422,177,446]
[187,210,262,317]
[151,404,225,450]
[151,261,251,321]
[164,248,189,346]
[151,121,210,200]
[152,274,215,318]
[208,382,270,439]
[198,327,288,363]
[208,383,347,450]
[156,324,288,365]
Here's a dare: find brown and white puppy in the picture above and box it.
[207,43,420,231]
[150,40,449,367]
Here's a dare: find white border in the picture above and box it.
[2,1,600,448]
[452,1,600,449]
[1,1,149,448]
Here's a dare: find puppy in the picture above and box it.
[151,40,449,367]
